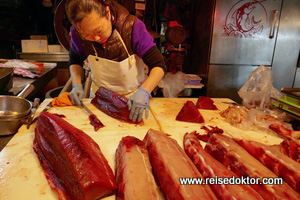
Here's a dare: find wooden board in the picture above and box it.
[0,98,284,200]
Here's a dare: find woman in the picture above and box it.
[66,0,166,122]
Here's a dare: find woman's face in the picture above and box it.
[77,7,112,43]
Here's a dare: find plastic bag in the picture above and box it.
[238,65,282,109]
[162,72,186,97]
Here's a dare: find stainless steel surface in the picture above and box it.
[294,68,300,87]
[271,0,300,90]
[210,0,282,65]
[0,96,32,119]
[8,67,57,99]
[207,0,300,100]
[0,113,31,136]
[17,83,35,99]
[269,10,278,38]
[27,98,40,129]
[207,65,258,103]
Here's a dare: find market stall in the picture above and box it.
[1,97,296,200]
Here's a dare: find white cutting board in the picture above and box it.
[151,98,283,146]
[0,98,284,200]
[0,99,159,200]
[49,99,160,131]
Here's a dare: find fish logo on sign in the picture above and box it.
[222,0,268,38]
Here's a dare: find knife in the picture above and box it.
[27,98,40,129]
[27,101,52,127]
[80,100,94,115]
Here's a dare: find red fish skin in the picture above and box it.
[34,112,117,200]
[115,136,162,200]
[144,129,217,200]
[176,101,205,123]
[196,96,218,110]
[236,139,300,192]
[91,87,142,124]
[205,134,300,200]
[184,132,263,200]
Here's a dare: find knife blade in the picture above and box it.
[80,100,94,115]
[27,101,52,127]
[27,98,40,129]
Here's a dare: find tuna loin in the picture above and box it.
[144,129,217,200]
[237,139,300,192]
[115,136,163,200]
[205,134,300,200]
[33,112,116,200]
[176,101,205,123]
[184,132,263,200]
[91,87,142,124]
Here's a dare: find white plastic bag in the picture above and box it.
[162,72,186,97]
[238,65,282,109]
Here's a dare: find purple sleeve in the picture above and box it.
[70,26,86,58]
[132,19,156,57]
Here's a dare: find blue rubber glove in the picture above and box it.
[69,84,84,106]
[128,87,151,122]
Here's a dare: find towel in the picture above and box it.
[52,92,74,107]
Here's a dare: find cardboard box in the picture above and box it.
[21,40,48,53]
[48,45,61,53]
[48,44,68,53]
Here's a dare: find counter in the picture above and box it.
[8,66,57,97]
[0,66,57,152]
[17,52,69,62]
[0,98,283,199]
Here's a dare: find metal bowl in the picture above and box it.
[0,112,31,135]
[0,96,32,119]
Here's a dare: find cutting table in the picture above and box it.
[0,98,283,200]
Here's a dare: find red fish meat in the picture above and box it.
[144,129,217,200]
[115,136,163,200]
[184,131,263,200]
[280,137,300,163]
[91,87,142,124]
[237,139,300,192]
[33,112,117,200]
[88,114,104,131]
[269,124,300,139]
[196,96,218,110]
[205,134,300,200]
[176,101,205,123]
[197,125,224,142]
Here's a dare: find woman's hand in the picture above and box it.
[128,87,150,122]
[69,84,84,106]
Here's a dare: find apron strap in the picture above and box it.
[91,30,133,66]
[91,44,99,59]
[115,31,134,66]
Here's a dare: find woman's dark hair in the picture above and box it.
[66,0,112,27]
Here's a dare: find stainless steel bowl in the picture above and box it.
[0,96,32,135]
[0,113,31,135]
[0,96,32,119]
